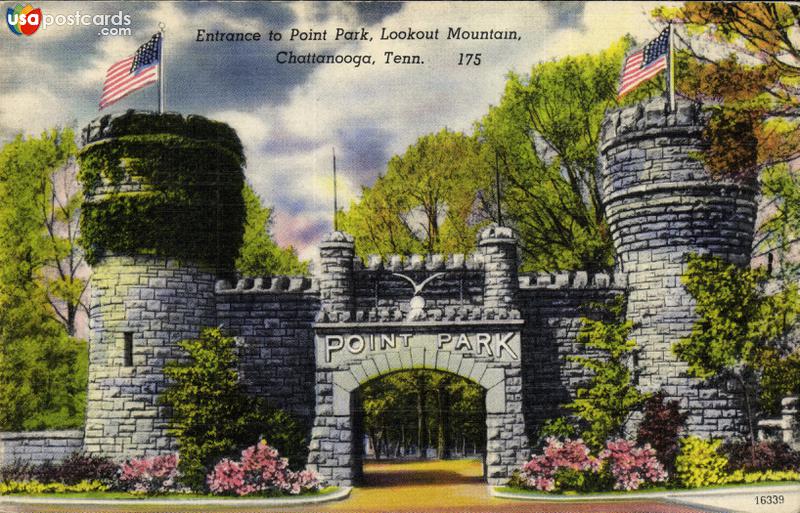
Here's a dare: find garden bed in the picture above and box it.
[0,485,349,506]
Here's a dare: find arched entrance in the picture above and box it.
[307,323,530,486]
[352,369,487,483]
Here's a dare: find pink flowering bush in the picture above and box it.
[513,437,667,493]
[515,438,603,492]
[207,440,322,496]
[119,454,183,494]
[600,439,667,491]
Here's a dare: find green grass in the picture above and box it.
[3,486,339,500]
[497,481,800,497]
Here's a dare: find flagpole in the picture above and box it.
[667,22,675,113]
[158,22,165,113]
[332,148,338,231]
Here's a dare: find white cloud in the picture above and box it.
[0,88,74,137]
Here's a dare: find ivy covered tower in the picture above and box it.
[80,112,245,458]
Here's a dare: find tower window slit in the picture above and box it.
[123,332,134,367]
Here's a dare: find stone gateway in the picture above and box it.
[2,97,790,486]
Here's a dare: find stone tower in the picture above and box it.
[599,97,758,437]
[80,111,245,459]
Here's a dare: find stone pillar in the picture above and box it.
[479,225,519,311]
[318,231,355,319]
[782,397,799,450]
[599,97,758,438]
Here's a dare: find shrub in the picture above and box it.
[514,437,668,493]
[34,453,119,486]
[636,392,688,472]
[536,417,577,445]
[0,461,36,483]
[0,480,107,494]
[724,469,800,484]
[514,438,604,492]
[161,328,308,491]
[206,440,322,496]
[675,437,729,488]
[600,439,667,491]
[118,454,182,495]
[722,440,800,472]
[566,296,647,451]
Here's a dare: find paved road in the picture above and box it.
[0,459,719,513]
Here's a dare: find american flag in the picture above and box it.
[99,33,161,110]
[618,28,670,98]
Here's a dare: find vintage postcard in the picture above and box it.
[0,2,799,512]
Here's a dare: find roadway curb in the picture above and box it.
[0,486,351,507]
[491,483,800,512]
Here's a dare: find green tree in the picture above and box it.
[674,254,800,455]
[565,296,646,451]
[754,164,800,277]
[358,370,485,460]
[235,184,308,276]
[477,39,634,272]
[161,327,306,490]
[656,4,800,275]
[339,129,491,259]
[0,129,87,430]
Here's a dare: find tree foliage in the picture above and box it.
[565,296,646,451]
[338,129,490,260]
[342,40,644,272]
[235,184,308,276]
[477,39,635,272]
[358,370,485,459]
[161,327,306,491]
[652,3,800,272]
[0,129,87,430]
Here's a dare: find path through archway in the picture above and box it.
[352,369,486,485]
[308,324,531,486]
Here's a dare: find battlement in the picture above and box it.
[599,96,706,150]
[358,253,484,271]
[214,276,318,294]
[518,271,627,290]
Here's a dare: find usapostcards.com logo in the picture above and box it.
[6,4,41,35]
[7,4,132,37]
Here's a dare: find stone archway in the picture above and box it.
[307,323,530,486]
[349,367,487,483]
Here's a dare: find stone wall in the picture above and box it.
[599,97,758,437]
[0,431,83,466]
[518,272,626,433]
[215,277,320,424]
[83,257,217,460]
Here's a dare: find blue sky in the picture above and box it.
[0,1,667,262]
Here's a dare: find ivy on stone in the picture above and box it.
[78,113,246,273]
[674,253,800,457]
[565,296,647,451]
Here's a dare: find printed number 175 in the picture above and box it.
[458,53,481,65]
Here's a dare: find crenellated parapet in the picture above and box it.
[360,252,484,271]
[519,271,627,290]
[214,276,318,294]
